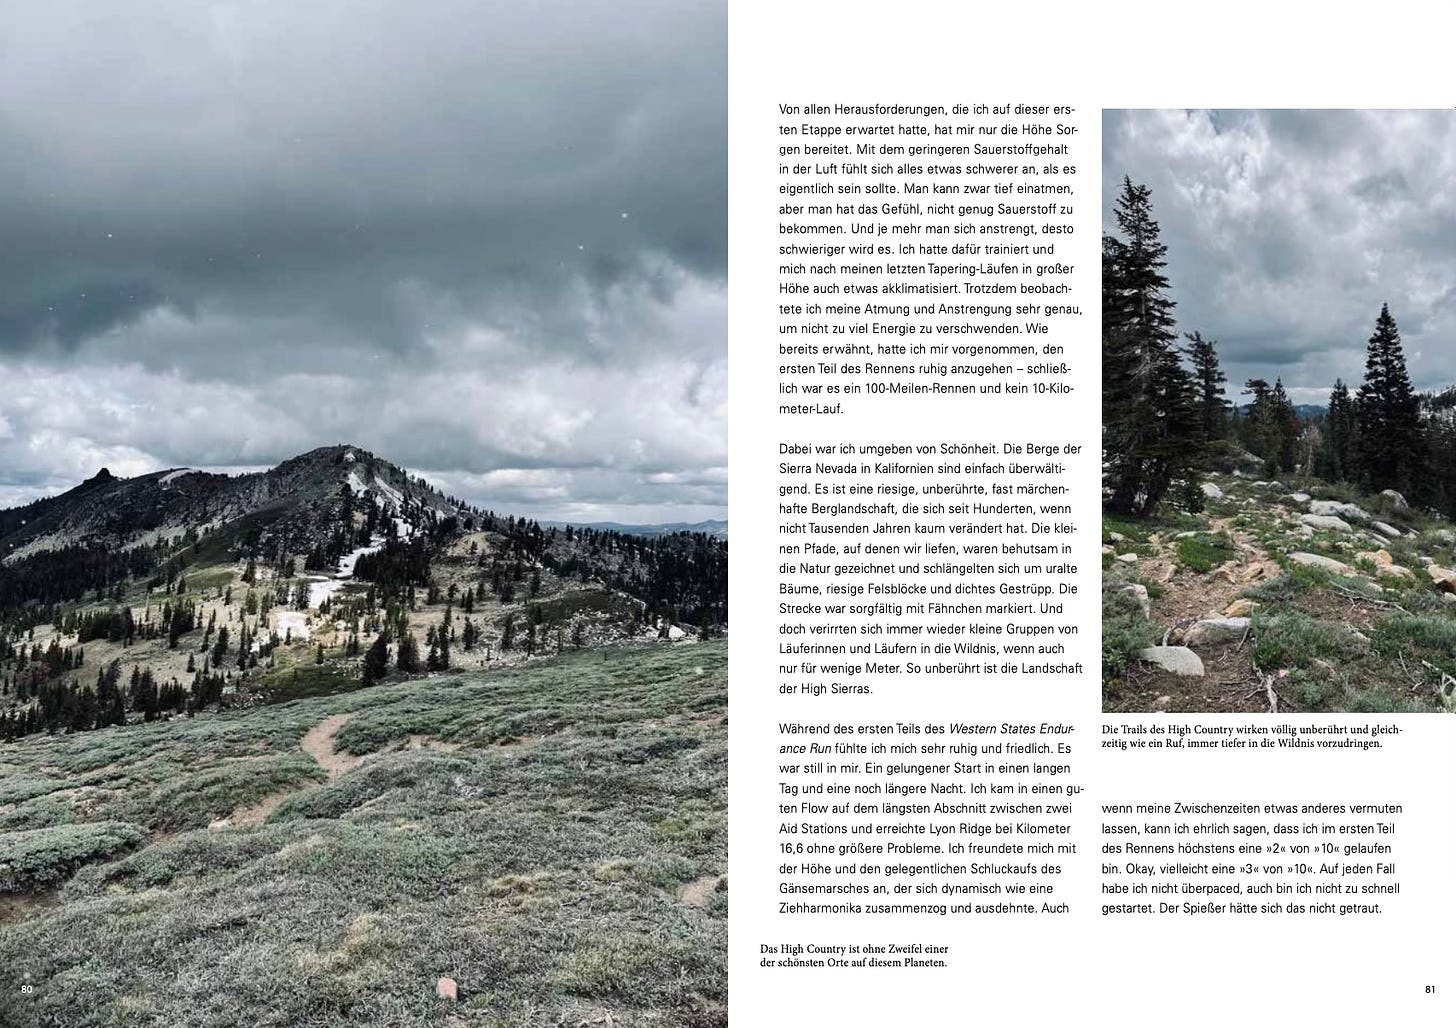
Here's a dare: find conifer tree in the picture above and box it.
[396,632,420,673]
[1317,380,1357,482]
[1271,378,1300,473]
[1102,177,1203,514]
[1355,304,1422,492]
[362,632,389,684]
[1184,331,1230,441]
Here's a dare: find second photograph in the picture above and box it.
[1101,108,1456,714]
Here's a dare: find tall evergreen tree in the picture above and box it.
[1240,379,1278,471]
[1183,331,1230,441]
[1102,177,1203,514]
[396,632,420,673]
[1354,303,1422,492]
[1270,378,1300,473]
[1316,379,1357,481]
[362,632,389,684]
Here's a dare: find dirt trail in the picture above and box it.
[223,713,361,826]
[224,714,466,825]
[300,713,363,779]
[678,874,725,907]
[1145,515,1280,629]
[1109,512,1285,714]
[230,787,309,827]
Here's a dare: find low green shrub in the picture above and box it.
[0,821,146,892]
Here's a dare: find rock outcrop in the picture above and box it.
[1137,646,1205,677]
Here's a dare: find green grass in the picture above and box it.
[255,661,366,702]
[0,641,726,1027]
[1250,611,1367,671]
[1174,532,1235,573]
[1101,582,1156,685]
[1370,613,1456,678]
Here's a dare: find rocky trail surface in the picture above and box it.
[1104,470,1456,713]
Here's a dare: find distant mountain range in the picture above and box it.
[1232,403,1326,419]
[547,519,728,539]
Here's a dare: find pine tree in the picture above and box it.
[1240,378,1286,474]
[1184,331,1230,441]
[396,632,420,673]
[362,633,390,684]
[1102,177,1203,514]
[1271,378,1300,473]
[1316,380,1357,481]
[1355,304,1423,492]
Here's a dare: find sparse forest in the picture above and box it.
[0,447,727,740]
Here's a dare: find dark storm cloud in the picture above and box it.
[0,0,726,521]
[1103,109,1456,405]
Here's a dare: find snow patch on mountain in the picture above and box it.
[273,610,311,643]
[306,538,385,607]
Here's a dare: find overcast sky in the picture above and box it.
[1104,109,1456,406]
[0,0,725,522]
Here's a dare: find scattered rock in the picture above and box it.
[208,819,232,830]
[437,977,458,1002]
[1427,565,1456,592]
[1114,553,1138,564]
[1433,529,1456,546]
[1375,563,1414,580]
[1222,598,1257,617]
[1183,617,1251,647]
[1372,521,1401,539]
[1308,500,1369,521]
[1154,695,1172,708]
[1266,481,1286,491]
[1289,552,1356,575]
[1419,555,1434,567]
[1200,482,1224,500]
[1288,492,1312,503]
[1378,489,1409,510]
[1108,531,1127,542]
[1355,549,1393,566]
[1136,646,1205,677]
[1443,593,1456,606]
[1211,561,1241,584]
[1173,531,1199,539]
[1299,514,1352,533]
[1102,544,1115,555]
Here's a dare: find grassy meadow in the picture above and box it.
[0,641,727,1027]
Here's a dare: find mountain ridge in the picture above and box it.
[1,445,456,566]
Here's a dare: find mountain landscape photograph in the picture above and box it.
[1101,109,1456,715]
[0,2,726,1026]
